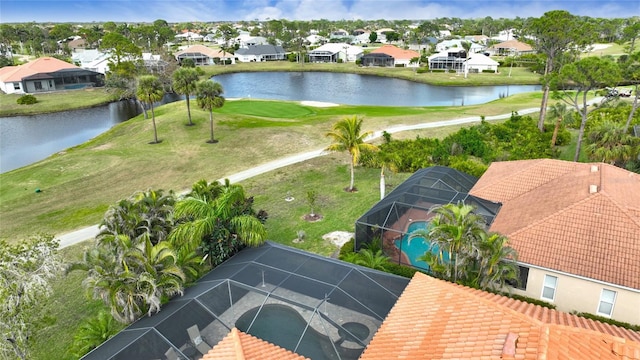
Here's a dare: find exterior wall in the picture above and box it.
[514,266,640,325]
[25,79,56,93]
[468,63,497,72]
[0,81,24,94]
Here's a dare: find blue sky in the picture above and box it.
[0,0,637,23]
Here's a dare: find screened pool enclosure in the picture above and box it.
[355,167,501,270]
[81,242,410,360]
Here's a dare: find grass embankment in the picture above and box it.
[0,88,117,117]
[0,93,543,242]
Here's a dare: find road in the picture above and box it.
[54,103,557,249]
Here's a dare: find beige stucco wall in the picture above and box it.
[513,266,640,325]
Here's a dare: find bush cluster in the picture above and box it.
[361,113,566,176]
[16,94,38,105]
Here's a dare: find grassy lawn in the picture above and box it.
[0,88,117,116]
[0,94,544,242]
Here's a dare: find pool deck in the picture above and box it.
[382,207,433,266]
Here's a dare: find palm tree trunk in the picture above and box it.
[574,112,588,162]
[186,94,193,126]
[349,158,355,191]
[538,58,553,132]
[380,168,386,200]
[151,104,158,143]
[623,84,639,133]
[550,116,562,147]
[209,110,215,143]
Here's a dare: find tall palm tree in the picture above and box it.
[412,203,486,283]
[546,102,573,147]
[196,80,225,143]
[461,41,472,78]
[586,120,639,166]
[136,75,165,144]
[172,67,200,126]
[170,181,267,263]
[325,116,377,192]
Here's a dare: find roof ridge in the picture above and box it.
[232,328,246,360]
[597,189,640,229]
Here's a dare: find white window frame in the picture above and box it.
[596,289,617,317]
[541,275,557,301]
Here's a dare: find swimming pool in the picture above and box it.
[394,221,449,270]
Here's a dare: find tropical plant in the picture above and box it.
[0,235,62,360]
[461,41,472,78]
[306,190,318,217]
[546,102,574,147]
[68,233,185,324]
[172,67,200,126]
[354,248,390,271]
[170,180,267,266]
[68,311,120,358]
[410,203,486,283]
[196,79,225,143]
[473,232,519,292]
[325,116,377,192]
[136,75,165,144]
[586,120,639,166]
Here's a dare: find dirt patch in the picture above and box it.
[323,231,354,247]
[302,214,323,222]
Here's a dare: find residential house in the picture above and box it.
[237,36,269,48]
[427,49,467,71]
[487,39,535,56]
[308,43,363,63]
[360,273,640,359]
[469,159,640,325]
[235,45,286,62]
[465,52,500,73]
[175,45,235,65]
[0,56,103,94]
[305,34,327,46]
[67,37,88,52]
[464,34,490,45]
[435,39,484,53]
[361,44,419,67]
[175,31,204,42]
[72,49,111,74]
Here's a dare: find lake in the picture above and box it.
[1,73,540,173]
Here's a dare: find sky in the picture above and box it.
[0,0,637,23]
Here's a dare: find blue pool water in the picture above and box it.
[394,221,449,270]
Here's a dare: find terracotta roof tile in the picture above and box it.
[201,328,308,360]
[370,44,419,60]
[360,273,640,360]
[489,40,534,52]
[0,57,78,82]
[175,44,232,59]
[470,159,640,289]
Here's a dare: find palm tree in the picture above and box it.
[461,41,472,78]
[546,102,574,147]
[68,311,120,358]
[354,248,390,271]
[196,80,225,143]
[474,232,519,292]
[136,75,165,144]
[172,67,200,126]
[419,203,486,283]
[325,116,377,192]
[170,181,267,263]
[586,120,639,166]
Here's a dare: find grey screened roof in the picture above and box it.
[235,44,286,56]
[81,242,409,360]
[355,166,501,250]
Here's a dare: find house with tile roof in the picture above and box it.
[360,272,640,360]
[0,56,104,94]
[235,45,286,63]
[361,44,420,67]
[470,159,640,325]
[487,39,535,56]
[202,272,640,359]
[175,45,235,66]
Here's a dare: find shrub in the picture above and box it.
[572,312,640,331]
[338,238,355,260]
[16,94,37,105]
[385,262,421,278]
[416,68,429,74]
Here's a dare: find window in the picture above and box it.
[541,275,557,301]
[597,289,616,317]
[506,266,529,290]
[13,82,20,90]
[34,81,42,90]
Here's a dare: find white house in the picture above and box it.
[308,43,363,63]
[435,39,484,53]
[465,53,499,73]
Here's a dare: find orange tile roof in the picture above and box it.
[202,328,309,360]
[175,44,232,58]
[0,57,78,82]
[470,159,640,289]
[360,272,640,360]
[371,44,419,60]
[490,39,534,52]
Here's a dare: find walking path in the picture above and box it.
[55,101,586,249]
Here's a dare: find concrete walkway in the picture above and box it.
[54,104,561,249]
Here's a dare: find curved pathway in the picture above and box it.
[55,101,590,249]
